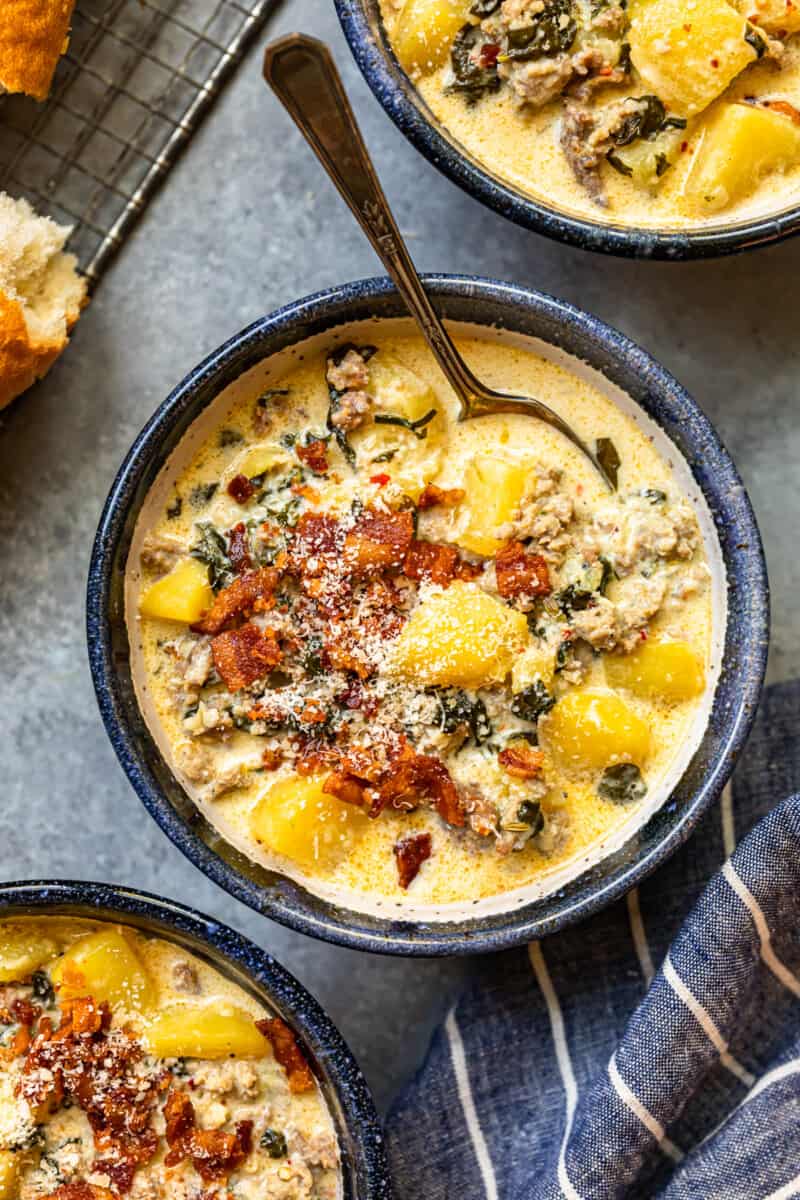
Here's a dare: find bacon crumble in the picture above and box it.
[211,623,282,691]
[497,743,545,779]
[494,540,551,606]
[164,1089,253,1182]
[296,438,330,474]
[417,482,465,510]
[192,566,281,635]
[227,473,255,505]
[256,1016,314,1094]
[393,833,433,888]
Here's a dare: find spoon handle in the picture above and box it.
[263,34,481,416]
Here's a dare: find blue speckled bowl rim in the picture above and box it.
[0,880,390,1200]
[87,273,769,956]
[334,0,800,260]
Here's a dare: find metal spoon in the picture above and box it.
[262,33,614,489]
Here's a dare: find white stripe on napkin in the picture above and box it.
[445,1008,498,1200]
[663,955,755,1085]
[608,1053,683,1162]
[721,781,737,857]
[529,943,583,1200]
[627,889,655,987]
[722,861,800,999]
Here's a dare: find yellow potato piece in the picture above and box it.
[511,643,555,693]
[736,0,800,34]
[139,556,213,624]
[542,689,651,773]
[250,776,369,871]
[454,456,529,556]
[605,639,706,701]
[144,1003,269,1060]
[0,1152,20,1200]
[51,927,155,1011]
[229,443,292,480]
[369,351,440,424]
[629,0,756,115]
[0,924,57,983]
[682,102,800,211]
[393,0,470,74]
[390,580,529,688]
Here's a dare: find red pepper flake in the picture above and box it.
[370,473,390,486]
[710,57,719,67]
[394,833,432,889]
[227,522,252,575]
[296,439,329,474]
[681,141,689,152]
[227,473,255,504]
[478,41,500,68]
[640,628,649,640]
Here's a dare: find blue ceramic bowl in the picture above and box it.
[334,0,800,259]
[88,274,769,955]
[0,880,390,1199]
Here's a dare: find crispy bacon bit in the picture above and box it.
[494,541,551,606]
[211,623,282,691]
[191,566,281,635]
[164,1090,253,1182]
[344,510,414,574]
[227,473,255,504]
[477,41,500,68]
[417,483,465,510]
[43,1187,116,1200]
[256,1017,314,1094]
[262,747,285,771]
[403,539,479,587]
[322,771,366,806]
[369,753,465,827]
[394,833,432,889]
[21,998,160,1193]
[369,473,390,487]
[287,512,341,574]
[10,997,39,1027]
[497,744,545,779]
[227,522,252,575]
[296,438,329,474]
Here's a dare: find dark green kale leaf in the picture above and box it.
[596,437,621,488]
[471,0,501,13]
[503,0,577,60]
[191,523,234,592]
[188,481,219,509]
[218,428,244,448]
[261,1129,288,1158]
[598,762,647,804]
[515,798,545,834]
[434,689,493,745]
[511,680,556,724]
[448,24,501,102]
[373,409,437,439]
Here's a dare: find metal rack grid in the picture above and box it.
[0,0,281,288]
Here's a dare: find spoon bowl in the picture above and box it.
[262,33,615,490]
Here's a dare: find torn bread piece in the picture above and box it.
[0,0,77,101]
[0,192,87,410]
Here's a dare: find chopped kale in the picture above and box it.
[327,390,357,469]
[166,495,182,520]
[556,583,596,617]
[585,556,614,594]
[611,95,667,146]
[596,437,621,488]
[31,970,54,1004]
[655,152,671,178]
[371,449,398,463]
[503,0,577,60]
[189,481,219,509]
[471,0,501,12]
[745,24,767,56]
[303,637,325,677]
[607,152,634,177]
[191,523,234,592]
[10,1125,46,1153]
[510,680,556,724]
[260,1129,288,1158]
[280,432,297,448]
[373,409,436,439]
[516,799,545,835]
[642,488,667,504]
[555,639,574,673]
[598,762,647,804]
[448,24,501,102]
[261,493,301,528]
[618,41,632,72]
[218,428,244,448]
[329,341,377,366]
[434,689,493,745]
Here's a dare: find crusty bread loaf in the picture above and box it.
[0,193,87,410]
[0,0,76,101]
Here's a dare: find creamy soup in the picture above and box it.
[127,324,722,920]
[0,918,340,1200]
[380,0,800,228]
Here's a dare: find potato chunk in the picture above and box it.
[139,556,213,623]
[390,580,529,687]
[0,1152,20,1200]
[542,689,651,773]
[369,351,439,424]
[0,924,57,982]
[605,639,706,700]
[629,0,756,115]
[393,0,470,74]
[682,102,800,211]
[250,776,369,871]
[144,1003,269,1059]
[51,927,155,1011]
[228,442,291,481]
[454,456,529,556]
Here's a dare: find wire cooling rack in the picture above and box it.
[0,0,281,288]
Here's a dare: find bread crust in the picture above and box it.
[0,290,64,410]
[0,0,76,101]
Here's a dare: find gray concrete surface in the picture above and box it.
[1,0,798,1116]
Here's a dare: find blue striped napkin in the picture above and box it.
[386,681,800,1199]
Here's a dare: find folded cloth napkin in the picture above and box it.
[387,680,800,1200]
